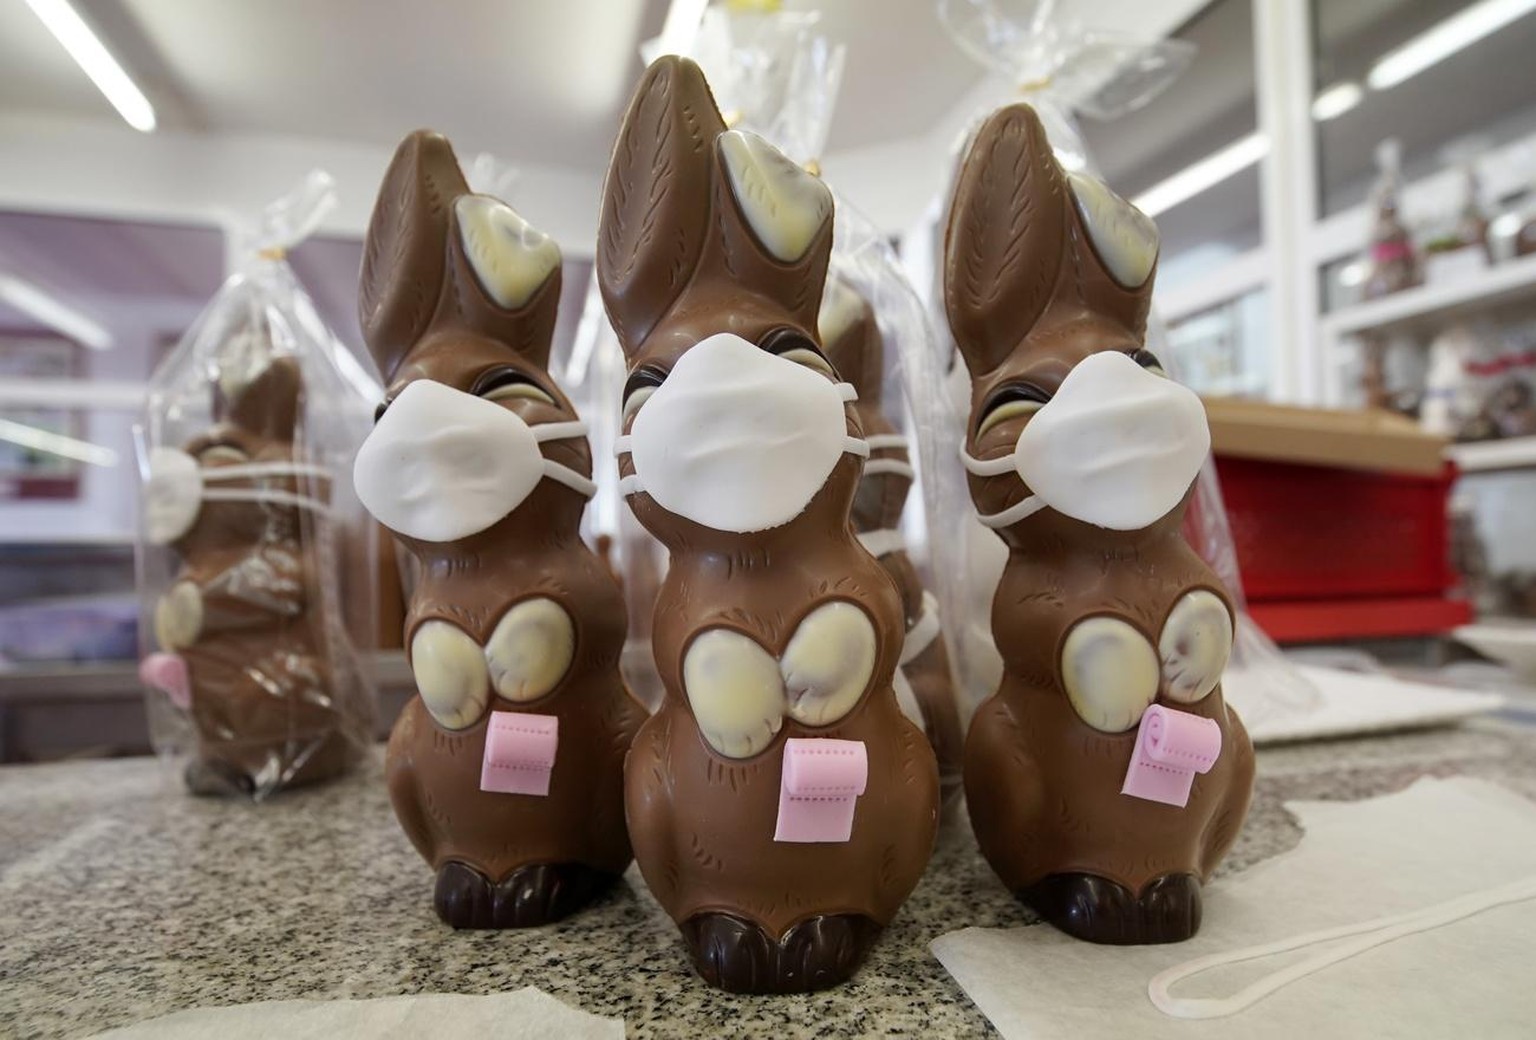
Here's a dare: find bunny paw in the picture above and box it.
[680,912,882,993]
[1018,871,1202,944]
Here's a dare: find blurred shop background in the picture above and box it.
[3,0,1536,760]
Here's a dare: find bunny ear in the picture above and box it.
[820,276,885,403]
[227,357,301,442]
[943,103,1067,379]
[359,131,470,383]
[442,194,563,368]
[597,56,725,355]
[1064,171,1159,335]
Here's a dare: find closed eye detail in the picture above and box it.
[760,327,835,377]
[1133,349,1168,377]
[976,383,1050,438]
[198,444,250,466]
[472,367,556,405]
[622,366,666,423]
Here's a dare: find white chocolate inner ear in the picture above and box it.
[718,129,833,263]
[155,581,203,650]
[818,277,864,348]
[411,620,489,730]
[1160,590,1233,704]
[782,600,877,726]
[682,628,785,759]
[1068,172,1158,289]
[485,597,575,703]
[1061,616,1159,733]
[454,194,561,309]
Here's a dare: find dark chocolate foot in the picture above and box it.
[1018,872,1202,944]
[680,912,882,993]
[183,758,255,798]
[433,861,617,929]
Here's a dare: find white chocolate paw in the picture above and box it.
[411,620,489,730]
[1160,590,1233,704]
[154,581,203,650]
[782,600,877,727]
[682,628,784,759]
[485,597,575,703]
[1061,616,1159,733]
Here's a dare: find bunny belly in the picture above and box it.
[625,697,938,938]
[966,676,1249,894]
[387,682,641,883]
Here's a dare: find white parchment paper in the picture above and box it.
[87,987,624,1039]
[933,777,1536,1039]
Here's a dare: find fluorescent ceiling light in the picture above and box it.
[1312,81,1363,122]
[0,417,117,467]
[1368,0,1536,91]
[22,0,156,132]
[0,274,112,350]
[1491,211,1524,237]
[1133,134,1269,218]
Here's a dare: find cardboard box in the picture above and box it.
[1203,398,1448,477]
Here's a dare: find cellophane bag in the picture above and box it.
[923,0,1321,725]
[134,171,380,800]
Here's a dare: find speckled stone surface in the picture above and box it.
[5,722,1536,1039]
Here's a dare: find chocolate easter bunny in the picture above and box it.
[599,57,939,992]
[142,355,354,796]
[943,104,1253,944]
[819,276,963,814]
[353,131,645,929]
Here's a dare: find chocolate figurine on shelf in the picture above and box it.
[819,274,964,814]
[1363,139,1421,300]
[599,57,939,992]
[141,355,356,796]
[353,131,645,929]
[943,103,1253,944]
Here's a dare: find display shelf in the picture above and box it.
[1321,251,1536,342]
[1250,596,1473,644]
[1446,435,1536,473]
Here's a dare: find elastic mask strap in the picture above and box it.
[857,527,905,559]
[618,474,643,497]
[976,494,1047,529]
[837,383,858,402]
[900,591,942,665]
[1149,874,1536,1021]
[532,420,589,444]
[543,461,596,498]
[864,433,908,451]
[863,458,915,480]
[960,448,1017,477]
[844,436,870,458]
[613,435,632,457]
[201,461,332,482]
[199,487,332,516]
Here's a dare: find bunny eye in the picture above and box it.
[760,328,835,377]
[473,367,555,405]
[976,383,1050,438]
[622,367,665,423]
[1133,349,1167,378]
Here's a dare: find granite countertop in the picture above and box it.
[6,722,1536,1039]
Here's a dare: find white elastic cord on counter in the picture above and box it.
[857,527,905,559]
[1149,874,1536,1020]
[900,591,942,665]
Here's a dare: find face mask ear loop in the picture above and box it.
[201,461,333,482]
[976,494,1048,529]
[532,420,589,444]
[198,487,333,517]
[1148,873,1536,1021]
[542,461,597,498]
[837,383,858,402]
[613,435,632,457]
[961,448,1018,477]
[864,433,908,451]
[618,474,644,497]
[862,458,915,480]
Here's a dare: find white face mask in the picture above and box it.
[963,350,1210,531]
[614,332,868,534]
[143,446,331,546]
[353,379,594,543]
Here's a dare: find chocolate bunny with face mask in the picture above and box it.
[141,355,355,797]
[944,103,1253,944]
[600,57,939,993]
[819,276,964,815]
[353,131,645,929]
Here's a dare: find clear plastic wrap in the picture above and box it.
[134,171,380,799]
[927,0,1322,724]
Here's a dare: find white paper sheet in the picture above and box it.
[87,987,624,1039]
[932,778,1536,1039]
[1226,664,1504,744]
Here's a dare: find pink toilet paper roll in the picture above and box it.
[775,737,868,843]
[479,711,559,796]
[1121,704,1222,808]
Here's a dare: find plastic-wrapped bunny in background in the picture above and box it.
[136,172,379,800]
